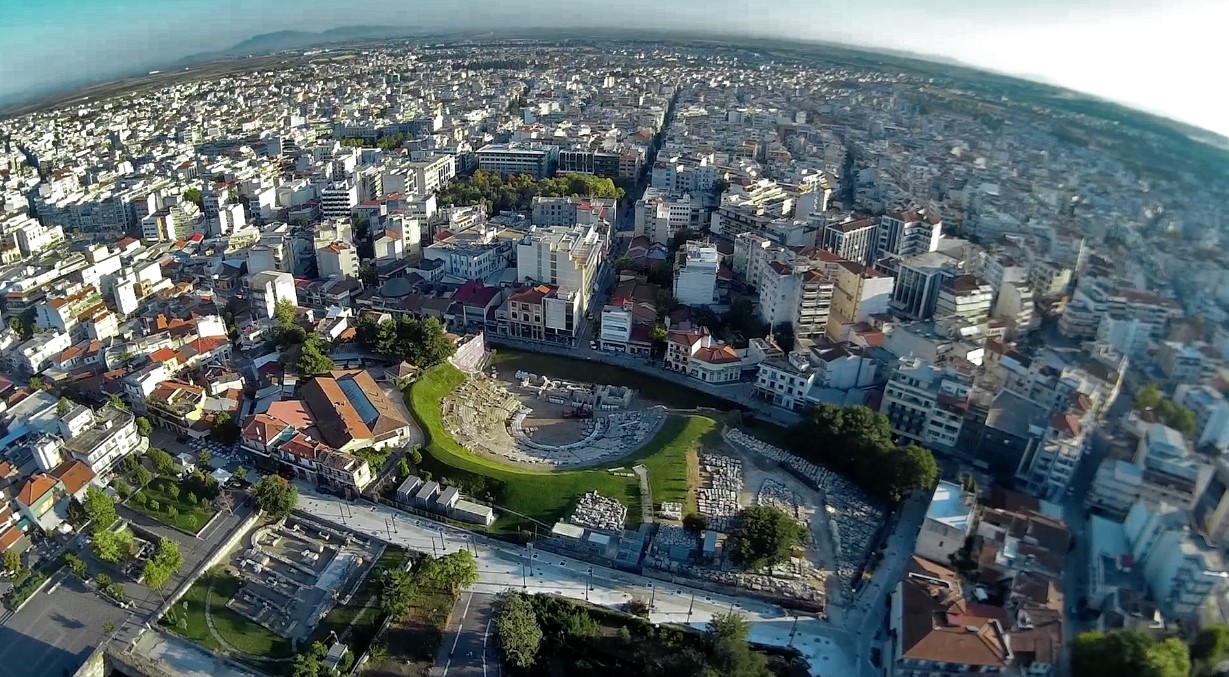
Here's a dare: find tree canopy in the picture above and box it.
[725,506,806,571]
[83,486,118,529]
[135,416,152,437]
[436,170,624,213]
[92,529,136,564]
[253,475,298,520]
[791,404,939,502]
[706,612,771,677]
[378,567,417,619]
[1072,631,1190,677]
[356,315,455,368]
[296,336,335,376]
[493,591,543,669]
[1134,383,1198,437]
[147,447,177,476]
[142,537,184,591]
[211,412,240,445]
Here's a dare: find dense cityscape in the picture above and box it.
[0,35,1227,677]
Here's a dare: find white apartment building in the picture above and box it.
[1175,384,1229,453]
[1124,500,1227,621]
[59,404,146,477]
[934,275,994,324]
[475,143,558,179]
[1018,412,1089,500]
[674,242,719,307]
[874,210,942,262]
[317,241,360,279]
[320,181,358,218]
[820,218,876,266]
[516,223,606,316]
[634,189,693,245]
[409,154,457,195]
[879,357,972,453]
[759,260,834,338]
[12,330,71,374]
[250,270,298,319]
[914,481,976,565]
[599,306,633,348]
[993,280,1037,337]
[754,344,877,412]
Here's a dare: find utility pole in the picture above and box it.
[687,592,695,623]
[788,613,799,647]
[649,583,656,610]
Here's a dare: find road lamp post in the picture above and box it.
[649,583,656,610]
[687,591,695,623]
[788,613,799,647]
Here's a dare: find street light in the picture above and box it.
[788,612,799,647]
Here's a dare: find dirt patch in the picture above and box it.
[362,587,454,677]
[685,445,701,514]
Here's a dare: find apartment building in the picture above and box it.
[674,242,719,307]
[475,142,558,178]
[879,357,972,453]
[1017,411,1089,500]
[819,217,876,265]
[320,181,358,218]
[58,403,146,477]
[759,260,834,338]
[934,275,993,324]
[516,223,606,318]
[634,188,694,245]
[408,154,457,195]
[495,284,583,345]
[317,241,360,279]
[250,270,297,319]
[530,195,617,228]
[664,328,743,383]
[888,252,961,320]
[874,210,942,262]
[1059,277,1182,342]
[826,260,894,341]
[1123,500,1226,621]
[11,330,72,374]
[1175,384,1229,453]
[754,343,877,412]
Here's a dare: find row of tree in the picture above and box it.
[378,551,479,619]
[436,170,625,213]
[1073,626,1229,677]
[789,404,939,503]
[355,315,455,368]
[492,591,774,676]
[273,299,336,375]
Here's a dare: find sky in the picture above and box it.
[1,0,1226,138]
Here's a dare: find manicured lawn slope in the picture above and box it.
[406,364,716,531]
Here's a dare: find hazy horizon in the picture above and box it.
[2,0,1226,138]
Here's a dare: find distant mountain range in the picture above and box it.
[181,25,424,63]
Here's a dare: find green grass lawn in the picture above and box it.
[407,364,719,531]
[129,476,217,534]
[162,568,294,659]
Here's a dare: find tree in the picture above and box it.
[378,568,417,618]
[2,549,22,576]
[142,537,184,591]
[410,447,423,466]
[147,447,176,476]
[92,529,135,564]
[108,394,127,411]
[197,450,212,468]
[707,612,771,677]
[494,591,542,669]
[396,457,411,480]
[133,465,152,488]
[254,475,298,520]
[102,622,115,635]
[83,485,118,528]
[66,552,89,579]
[7,313,33,340]
[888,445,940,500]
[273,298,299,329]
[1192,625,1229,665]
[296,336,334,375]
[725,506,805,571]
[94,572,112,588]
[234,466,248,482]
[184,188,203,209]
[135,417,152,438]
[57,397,71,415]
[650,324,668,342]
[1134,384,1163,411]
[422,551,479,593]
[211,412,240,445]
[615,256,636,272]
[773,322,795,352]
[27,376,43,391]
[1072,630,1189,677]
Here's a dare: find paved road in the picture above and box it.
[433,591,500,677]
[0,571,127,677]
[296,489,859,675]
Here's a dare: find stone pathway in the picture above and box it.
[633,464,653,524]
